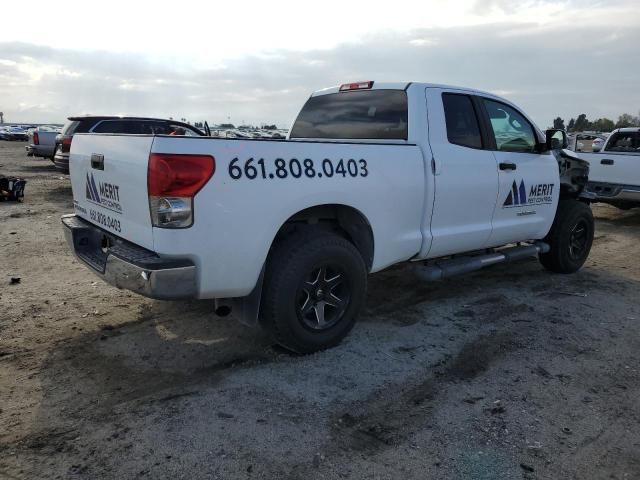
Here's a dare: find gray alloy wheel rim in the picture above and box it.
[297,265,349,331]
[569,218,589,260]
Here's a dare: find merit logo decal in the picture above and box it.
[503,180,554,208]
[503,180,527,206]
[85,172,123,214]
[86,172,101,203]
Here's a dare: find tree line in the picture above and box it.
[552,112,639,132]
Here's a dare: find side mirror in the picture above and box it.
[545,129,568,151]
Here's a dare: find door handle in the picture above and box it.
[91,153,105,170]
[499,162,517,171]
[601,159,614,165]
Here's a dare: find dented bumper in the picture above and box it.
[61,214,197,300]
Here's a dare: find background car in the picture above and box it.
[1,126,29,141]
[571,133,608,152]
[26,125,60,159]
[592,135,609,152]
[53,116,204,173]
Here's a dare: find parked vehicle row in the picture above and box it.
[211,128,288,139]
[0,126,29,141]
[62,80,594,353]
[568,132,609,153]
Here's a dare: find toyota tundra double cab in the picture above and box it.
[61,81,593,353]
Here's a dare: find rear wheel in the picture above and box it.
[539,199,594,273]
[260,229,367,353]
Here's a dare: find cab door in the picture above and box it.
[588,130,640,187]
[479,97,559,246]
[425,88,500,258]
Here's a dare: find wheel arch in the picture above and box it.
[270,204,375,271]
[229,203,374,328]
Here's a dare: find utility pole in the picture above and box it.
[0,112,4,124]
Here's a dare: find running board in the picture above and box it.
[420,242,550,281]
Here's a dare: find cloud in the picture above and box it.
[0,3,638,128]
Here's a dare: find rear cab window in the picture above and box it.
[289,90,408,140]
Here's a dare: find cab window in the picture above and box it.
[604,131,640,152]
[482,99,536,153]
[92,120,143,134]
[442,93,483,149]
[289,90,408,140]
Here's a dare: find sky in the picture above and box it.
[0,0,638,128]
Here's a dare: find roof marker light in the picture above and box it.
[339,81,374,91]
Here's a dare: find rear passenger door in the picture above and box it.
[425,89,499,258]
[479,98,559,246]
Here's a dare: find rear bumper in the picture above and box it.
[54,153,69,173]
[28,144,55,158]
[586,181,640,203]
[61,214,197,300]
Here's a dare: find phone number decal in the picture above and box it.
[227,157,368,180]
[90,209,122,233]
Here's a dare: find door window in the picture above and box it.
[604,131,640,152]
[442,93,483,149]
[483,99,536,153]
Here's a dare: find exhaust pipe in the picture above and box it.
[214,298,232,317]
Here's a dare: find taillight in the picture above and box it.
[61,136,72,153]
[33,132,39,145]
[148,153,215,228]
[339,81,374,91]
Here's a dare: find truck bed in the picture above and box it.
[69,134,427,297]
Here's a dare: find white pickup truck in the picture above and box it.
[580,127,640,209]
[26,127,58,160]
[62,81,593,353]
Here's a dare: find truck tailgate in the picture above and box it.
[68,134,154,249]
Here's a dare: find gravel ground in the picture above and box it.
[1,141,639,480]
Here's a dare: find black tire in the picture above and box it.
[260,229,367,353]
[539,199,594,273]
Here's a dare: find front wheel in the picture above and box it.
[260,229,367,353]
[539,199,594,273]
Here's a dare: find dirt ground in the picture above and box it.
[1,140,639,480]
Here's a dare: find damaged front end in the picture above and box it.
[553,148,592,199]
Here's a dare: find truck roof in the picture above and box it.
[311,81,505,100]
[614,127,640,133]
[309,81,541,134]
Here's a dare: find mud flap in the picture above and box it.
[232,265,265,327]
